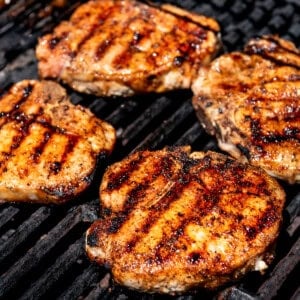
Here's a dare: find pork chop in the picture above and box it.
[36,0,221,97]
[86,146,285,294]
[0,80,116,204]
[192,35,300,183]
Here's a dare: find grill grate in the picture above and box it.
[0,0,299,299]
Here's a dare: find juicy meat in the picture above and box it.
[192,35,300,183]
[36,0,221,97]
[0,80,116,204]
[86,146,285,294]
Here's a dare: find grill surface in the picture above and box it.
[0,1,299,299]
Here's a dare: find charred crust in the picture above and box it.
[236,144,251,160]
[107,215,127,234]
[23,84,33,98]
[173,55,185,66]
[49,161,62,174]
[188,251,202,264]
[86,230,99,247]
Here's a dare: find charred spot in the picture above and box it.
[284,127,299,139]
[245,206,278,240]
[125,185,146,210]
[102,207,112,217]
[288,73,300,81]
[107,215,126,234]
[132,31,143,44]
[95,39,111,60]
[50,161,62,174]
[236,144,251,160]
[125,239,137,253]
[22,84,33,98]
[107,173,129,190]
[203,193,219,204]
[188,251,202,264]
[147,74,157,83]
[11,134,24,149]
[202,155,212,168]
[204,101,213,108]
[173,55,185,66]
[49,37,61,49]
[250,118,262,141]
[245,226,257,240]
[86,230,98,247]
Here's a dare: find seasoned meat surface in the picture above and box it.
[192,35,300,183]
[0,80,116,204]
[86,146,285,294]
[36,0,221,97]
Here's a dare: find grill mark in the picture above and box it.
[60,134,79,168]
[107,154,177,235]
[0,84,33,129]
[0,83,81,175]
[123,154,197,253]
[263,36,300,56]
[245,38,300,70]
[112,24,153,71]
[106,151,148,191]
[250,118,300,145]
[71,5,117,60]
[244,204,279,240]
[31,131,52,164]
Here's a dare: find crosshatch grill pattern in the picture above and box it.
[0,0,299,299]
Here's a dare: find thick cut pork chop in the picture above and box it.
[0,80,116,204]
[192,35,300,183]
[86,146,285,294]
[36,0,221,97]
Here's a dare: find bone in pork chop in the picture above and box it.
[192,35,300,183]
[36,0,221,97]
[86,146,285,294]
[0,80,116,204]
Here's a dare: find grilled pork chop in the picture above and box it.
[192,35,300,184]
[36,0,221,97]
[0,80,116,204]
[86,146,285,294]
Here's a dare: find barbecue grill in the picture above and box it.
[0,0,299,299]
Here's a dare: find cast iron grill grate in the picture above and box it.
[0,1,299,299]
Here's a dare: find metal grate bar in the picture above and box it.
[0,206,52,268]
[121,96,173,148]
[0,206,20,228]
[83,273,111,300]
[257,236,300,300]
[57,264,101,300]
[174,122,205,147]
[19,236,85,300]
[133,100,194,151]
[0,205,86,298]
